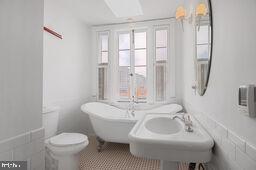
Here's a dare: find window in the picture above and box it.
[155,29,168,101]
[196,22,211,93]
[98,32,109,100]
[95,22,175,103]
[196,24,211,60]
[134,32,147,99]
[118,30,147,101]
[119,33,131,98]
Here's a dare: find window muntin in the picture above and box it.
[98,32,109,100]
[155,29,168,101]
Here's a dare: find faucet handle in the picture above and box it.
[183,115,193,132]
[184,115,193,126]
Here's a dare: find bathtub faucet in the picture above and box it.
[127,96,138,117]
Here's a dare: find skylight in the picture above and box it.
[104,0,143,18]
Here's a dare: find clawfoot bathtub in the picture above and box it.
[81,102,182,148]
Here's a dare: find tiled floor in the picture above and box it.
[80,136,160,170]
[80,136,193,170]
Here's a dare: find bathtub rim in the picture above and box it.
[81,104,137,123]
[81,102,183,123]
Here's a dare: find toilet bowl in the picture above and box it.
[43,106,89,170]
[45,133,88,170]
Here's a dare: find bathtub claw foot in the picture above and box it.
[96,136,105,152]
[97,146,102,152]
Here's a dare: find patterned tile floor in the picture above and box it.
[80,136,189,170]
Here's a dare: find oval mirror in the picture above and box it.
[194,0,213,96]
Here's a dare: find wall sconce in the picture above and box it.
[196,3,207,30]
[175,6,186,31]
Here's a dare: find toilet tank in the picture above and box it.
[42,106,60,139]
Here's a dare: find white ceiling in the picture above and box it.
[60,0,180,25]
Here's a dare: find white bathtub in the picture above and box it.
[81,102,182,144]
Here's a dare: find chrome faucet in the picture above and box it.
[127,96,138,117]
[172,114,193,132]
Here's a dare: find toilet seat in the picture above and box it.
[50,133,88,146]
[46,133,89,156]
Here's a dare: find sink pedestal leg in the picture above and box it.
[160,161,178,170]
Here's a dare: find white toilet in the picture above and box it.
[42,106,89,170]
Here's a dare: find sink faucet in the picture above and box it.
[172,114,193,132]
[127,96,138,117]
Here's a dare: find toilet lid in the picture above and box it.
[50,133,88,146]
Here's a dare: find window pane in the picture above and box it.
[197,44,209,60]
[119,67,130,98]
[119,50,130,66]
[156,29,167,47]
[135,67,147,99]
[119,33,130,50]
[101,34,108,51]
[135,32,146,49]
[101,52,108,63]
[156,48,167,61]
[156,64,166,101]
[135,49,146,66]
[98,67,107,100]
[196,25,209,44]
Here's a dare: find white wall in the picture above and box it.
[0,0,45,167]
[180,0,256,169]
[0,0,43,141]
[43,0,93,135]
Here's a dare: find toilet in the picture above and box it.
[42,106,89,170]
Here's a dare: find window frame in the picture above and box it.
[97,31,110,101]
[116,29,148,102]
[195,21,211,61]
[93,19,176,104]
[153,25,171,103]
[117,31,132,101]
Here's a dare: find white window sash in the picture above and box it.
[116,29,148,102]
[97,31,110,101]
[153,25,174,103]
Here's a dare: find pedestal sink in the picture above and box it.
[128,113,214,170]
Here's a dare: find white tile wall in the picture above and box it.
[184,101,256,170]
[0,128,45,170]
[246,143,256,161]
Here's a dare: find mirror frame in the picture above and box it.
[195,0,213,96]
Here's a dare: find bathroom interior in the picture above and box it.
[1,0,256,170]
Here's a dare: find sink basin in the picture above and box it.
[128,113,214,170]
[145,117,181,135]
